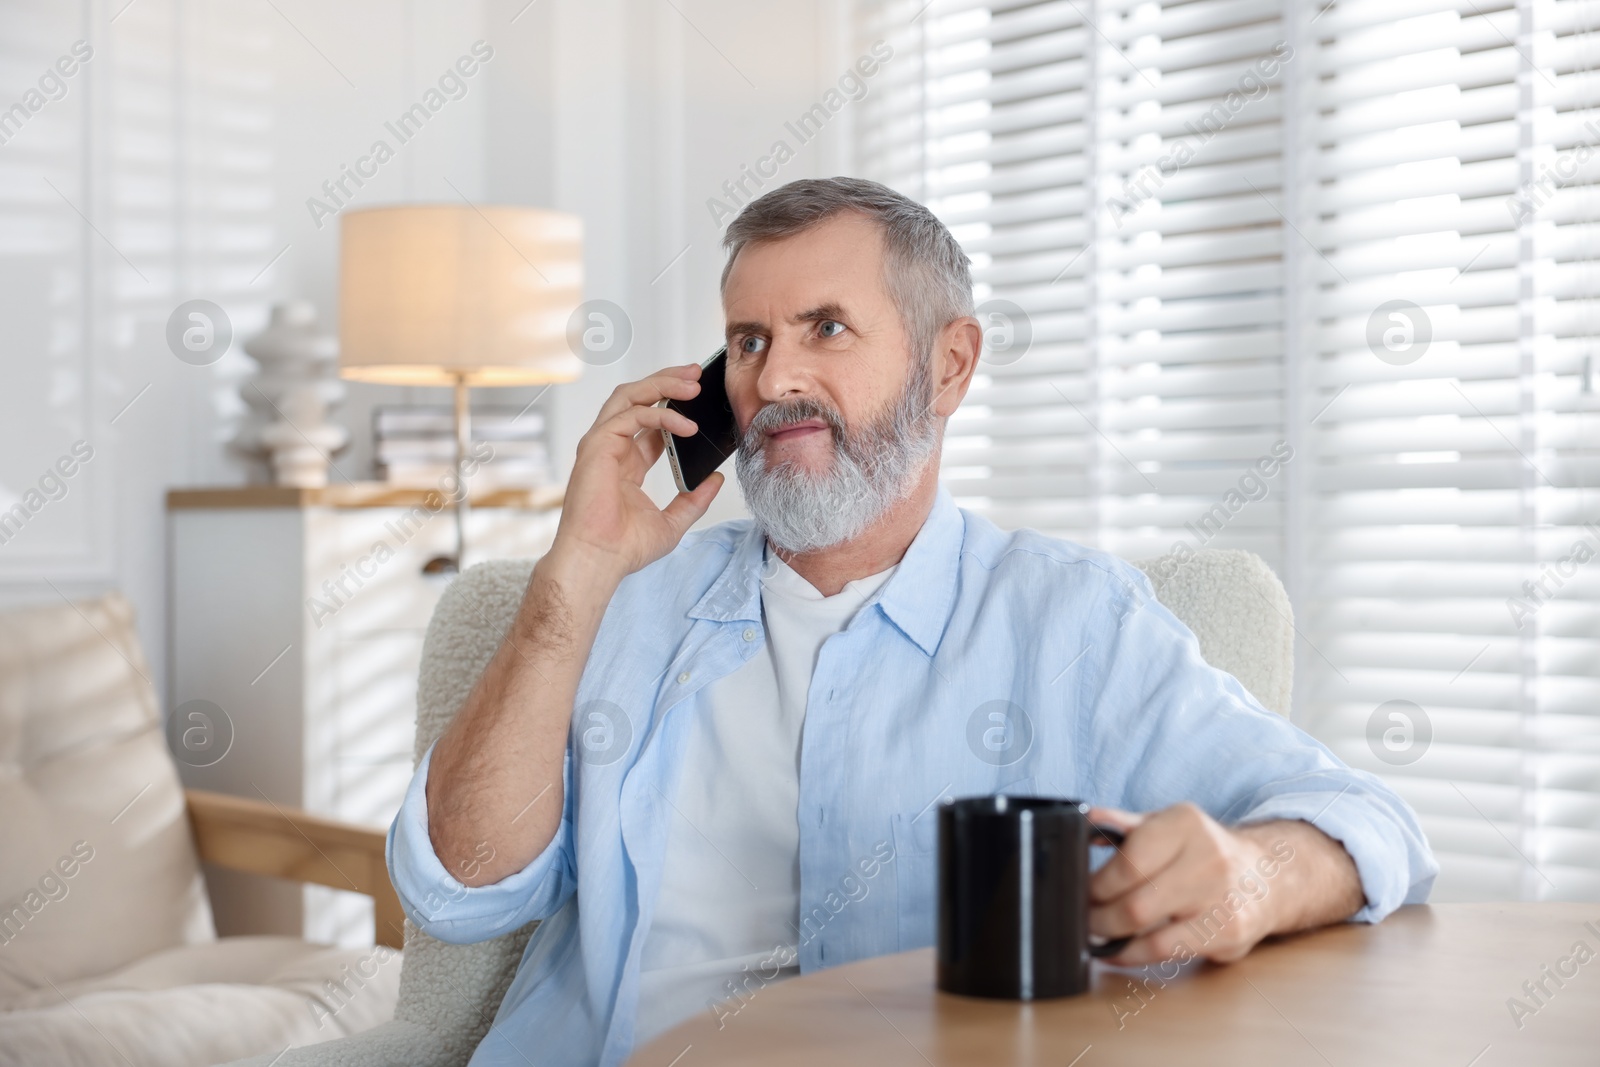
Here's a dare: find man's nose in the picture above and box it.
[755,334,814,405]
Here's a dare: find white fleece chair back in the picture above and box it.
[395,561,548,1054]
[1132,547,1294,717]
[256,548,1292,1066]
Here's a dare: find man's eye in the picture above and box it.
[818,320,846,338]
[739,336,767,355]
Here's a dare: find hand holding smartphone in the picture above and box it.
[657,346,738,493]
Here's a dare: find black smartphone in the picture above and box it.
[658,346,737,493]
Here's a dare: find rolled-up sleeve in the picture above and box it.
[385,739,578,943]
[1228,777,1434,922]
[1078,566,1438,923]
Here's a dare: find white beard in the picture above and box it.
[734,356,942,555]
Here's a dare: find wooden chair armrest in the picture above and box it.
[185,788,404,949]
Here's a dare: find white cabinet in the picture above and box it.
[168,485,560,947]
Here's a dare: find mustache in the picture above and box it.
[741,397,846,451]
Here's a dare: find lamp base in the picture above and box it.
[419,373,471,578]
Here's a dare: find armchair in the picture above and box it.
[227,545,1294,1066]
[0,592,402,1067]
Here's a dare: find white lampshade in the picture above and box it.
[339,203,585,386]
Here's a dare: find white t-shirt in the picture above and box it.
[632,541,898,1045]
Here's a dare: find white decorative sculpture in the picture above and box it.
[235,301,349,487]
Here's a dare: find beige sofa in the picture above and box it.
[0,592,403,1066]
[223,546,1294,1066]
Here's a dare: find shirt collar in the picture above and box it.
[687,481,965,658]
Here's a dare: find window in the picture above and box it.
[856,0,1600,901]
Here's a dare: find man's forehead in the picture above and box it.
[723,215,886,309]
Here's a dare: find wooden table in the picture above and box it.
[627,904,1599,1065]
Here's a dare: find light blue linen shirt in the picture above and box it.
[386,481,1437,1067]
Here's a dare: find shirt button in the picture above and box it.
[677,671,691,684]
[742,628,755,641]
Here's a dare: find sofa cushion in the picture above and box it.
[0,592,214,1001]
[0,935,402,1066]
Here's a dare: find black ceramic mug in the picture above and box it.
[937,794,1129,999]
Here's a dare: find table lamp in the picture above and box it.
[339,203,584,574]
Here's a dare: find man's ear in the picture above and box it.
[930,316,982,418]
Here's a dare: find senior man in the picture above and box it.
[387,176,1437,1067]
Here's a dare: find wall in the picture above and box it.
[0,0,492,705]
[0,0,849,713]
[500,0,852,525]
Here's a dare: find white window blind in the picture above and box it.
[857,0,1291,568]
[1301,0,1600,901]
[855,0,1600,902]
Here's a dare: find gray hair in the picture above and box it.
[719,177,975,366]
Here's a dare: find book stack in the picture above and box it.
[373,406,552,489]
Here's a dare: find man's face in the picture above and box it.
[721,211,945,555]
[722,211,916,471]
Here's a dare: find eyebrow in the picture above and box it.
[725,303,852,341]
[794,302,849,325]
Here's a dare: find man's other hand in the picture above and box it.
[1086,802,1366,967]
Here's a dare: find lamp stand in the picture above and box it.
[421,373,471,575]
